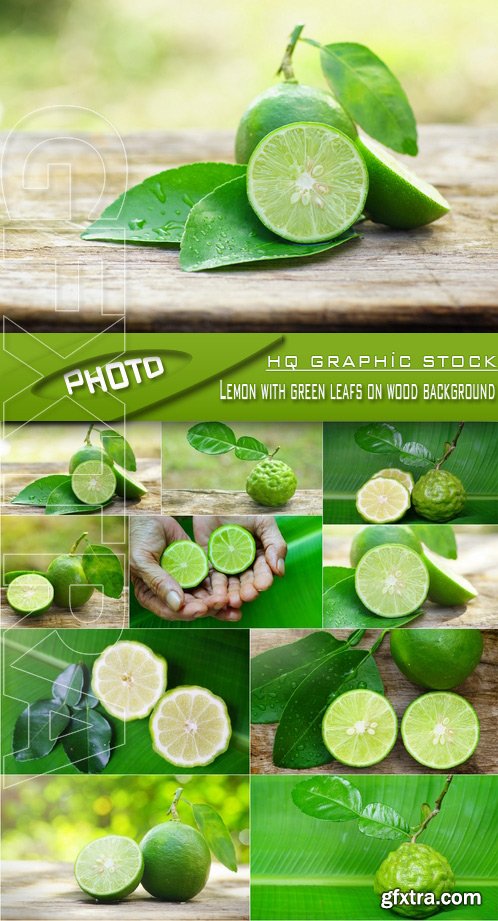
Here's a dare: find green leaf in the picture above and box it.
[82,545,124,599]
[4,570,45,584]
[180,176,359,272]
[399,442,435,468]
[13,699,70,761]
[234,436,269,461]
[292,776,362,821]
[323,566,355,592]
[358,803,411,840]
[317,41,418,155]
[409,525,457,560]
[11,475,71,507]
[187,422,237,455]
[81,163,246,245]
[52,665,84,709]
[191,803,238,872]
[323,575,421,629]
[45,481,105,515]
[251,632,342,724]
[73,665,99,709]
[354,423,402,453]
[61,707,112,773]
[100,428,136,471]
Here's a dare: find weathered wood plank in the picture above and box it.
[162,488,322,516]
[0,587,128,628]
[1,860,249,921]
[250,628,498,775]
[0,126,496,331]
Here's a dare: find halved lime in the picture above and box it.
[401,692,480,769]
[247,122,368,243]
[207,524,256,575]
[71,460,116,505]
[322,689,397,767]
[355,544,429,617]
[92,641,167,721]
[358,136,450,229]
[6,573,54,615]
[150,685,232,767]
[350,525,422,567]
[160,540,209,589]
[372,468,415,494]
[113,463,148,500]
[422,547,478,606]
[356,477,411,524]
[74,835,144,902]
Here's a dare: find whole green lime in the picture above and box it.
[47,554,94,609]
[235,82,357,163]
[246,458,297,507]
[350,525,422,567]
[412,470,466,522]
[140,821,211,901]
[390,628,483,689]
[69,445,114,475]
[374,843,455,918]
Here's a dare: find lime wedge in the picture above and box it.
[355,544,429,617]
[207,524,256,575]
[372,468,414,494]
[150,685,232,767]
[247,122,368,243]
[322,689,397,767]
[71,460,116,505]
[356,477,411,524]
[74,835,144,902]
[92,641,167,721]
[358,136,450,229]
[422,547,478,606]
[113,463,148,500]
[6,573,54,615]
[401,692,480,769]
[160,540,209,589]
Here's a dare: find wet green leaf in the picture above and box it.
[292,776,362,821]
[100,428,136,471]
[187,422,236,454]
[45,481,106,515]
[323,574,421,629]
[52,664,84,709]
[61,707,112,773]
[13,699,70,761]
[234,436,269,461]
[82,544,123,598]
[192,803,237,872]
[11,475,71,507]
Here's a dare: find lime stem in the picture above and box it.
[276,23,305,81]
[167,787,184,821]
[84,423,95,446]
[411,775,454,843]
[269,446,280,458]
[70,532,89,554]
[435,422,464,469]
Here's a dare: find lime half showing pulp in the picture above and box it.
[150,685,232,767]
[6,573,54,615]
[92,641,167,721]
[356,477,411,524]
[247,122,368,243]
[322,689,397,767]
[207,524,256,574]
[74,835,143,902]
[401,692,480,769]
[355,544,429,617]
[71,460,116,505]
[160,540,209,589]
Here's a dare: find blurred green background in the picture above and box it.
[1,0,497,131]
[1,774,249,863]
[163,422,322,490]
[1,422,160,463]
[1,515,127,574]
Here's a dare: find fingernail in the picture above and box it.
[277,559,285,576]
[166,591,181,611]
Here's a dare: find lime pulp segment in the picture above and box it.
[372,468,415,494]
[74,835,144,902]
[401,692,480,769]
[207,524,256,574]
[71,460,116,505]
[356,476,411,524]
[322,689,397,767]
[150,685,232,767]
[355,544,429,617]
[160,540,209,588]
[92,641,167,721]
[6,573,54,614]
[247,122,368,243]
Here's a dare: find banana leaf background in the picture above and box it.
[1,628,249,774]
[251,774,498,920]
[130,516,323,629]
[323,423,498,524]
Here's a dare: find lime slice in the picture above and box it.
[207,524,256,575]
[113,463,148,500]
[150,685,232,767]
[322,689,397,767]
[71,460,116,505]
[6,573,54,615]
[422,547,478,606]
[358,136,450,229]
[74,835,144,902]
[247,122,368,243]
[92,641,167,721]
[401,692,480,769]
[372,468,415,494]
[160,540,209,589]
[355,544,429,617]
[356,477,411,524]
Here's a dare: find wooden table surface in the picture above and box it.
[250,629,498,776]
[323,530,498,629]
[1,861,249,921]
[2,460,161,515]
[1,127,496,331]
[162,488,322,516]
[0,587,128,628]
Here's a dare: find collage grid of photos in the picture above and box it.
[1,419,497,921]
